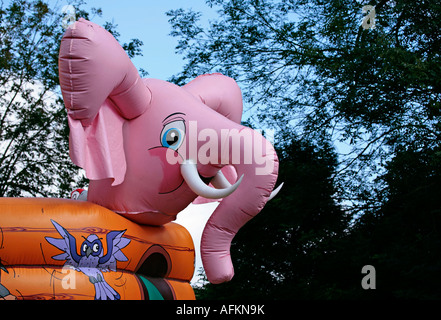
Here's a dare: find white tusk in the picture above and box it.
[181,160,244,199]
[268,182,284,201]
[212,170,283,201]
[211,170,234,189]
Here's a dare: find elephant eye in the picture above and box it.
[160,120,186,150]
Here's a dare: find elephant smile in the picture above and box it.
[158,178,184,195]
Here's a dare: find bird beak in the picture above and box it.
[0,262,8,274]
[86,247,93,257]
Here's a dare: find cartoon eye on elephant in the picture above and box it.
[58,18,282,284]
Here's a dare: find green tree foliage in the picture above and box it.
[0,0,143,197]
[315,146,441,299]
[352,146,441,299]
[195,137,350,299]
[195,140,441,299]
[172,0,441,299]
[168,0,441,212]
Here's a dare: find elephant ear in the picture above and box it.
[183,73,243,124]
[59,19,151,186]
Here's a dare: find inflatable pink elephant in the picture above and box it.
[59,19,281,284]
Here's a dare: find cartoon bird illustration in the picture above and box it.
[45,220,131,300]
[0,259,16,300]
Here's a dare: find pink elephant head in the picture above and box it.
[59,19,281,284]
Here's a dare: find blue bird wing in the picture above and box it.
[45,219,81,268]
[98,230,131,272]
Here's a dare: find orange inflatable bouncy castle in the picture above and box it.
[0,198,195,300]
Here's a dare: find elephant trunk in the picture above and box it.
[200,127,279,284]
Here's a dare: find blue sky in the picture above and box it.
[79,0,215,80]
[3,0,215,79]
